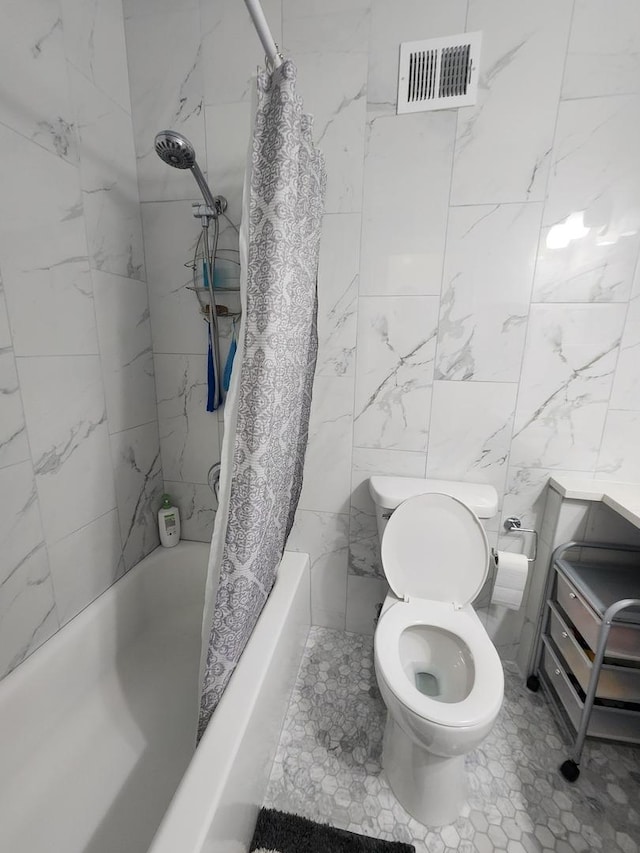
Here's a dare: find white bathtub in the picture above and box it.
[0,541,310,853]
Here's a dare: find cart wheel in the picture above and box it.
[526,675,540,692]
[560,759,580,782]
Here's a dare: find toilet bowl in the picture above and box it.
[370,480,504,827]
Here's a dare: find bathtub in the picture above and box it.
[0,541,310,853]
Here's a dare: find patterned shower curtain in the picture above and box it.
[198,60,326,738]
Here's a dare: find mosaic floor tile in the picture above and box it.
[265,627,640,853]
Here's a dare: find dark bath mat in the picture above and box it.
[250,808,415,853]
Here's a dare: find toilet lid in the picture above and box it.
[381,492,490,606]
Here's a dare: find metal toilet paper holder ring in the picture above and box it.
[500,516,538,563]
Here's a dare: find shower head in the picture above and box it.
[154,129,196,170]
[154,129,222,213]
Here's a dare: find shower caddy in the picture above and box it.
[527,540,640,781]
[187,199,241,410]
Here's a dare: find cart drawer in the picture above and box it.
[548,603,640,703]
[555,571,640,662]
[540,639,640,744]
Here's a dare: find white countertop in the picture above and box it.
[549,475,640,530]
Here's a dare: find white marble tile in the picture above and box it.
[71,69,144,280]
[499,467,578,554]
[349,447,426,578]
[296,52,367,214]
[345,574,388,635]
[354,296,439,451]
[451,0,573,205]
[286,0,370,14]
[348,505,380,582]
[534,95,640,305]
[0,0,77,163]
[60,0,131,112]
[164,480,216,543]
[283,3,370,55]
[142,200,209,355]
[0,461,58,679]
[4,261,98,357]
[204,102,251,227]
[542,95,640,248]
[562,0,640,99]
[533,227,638,304]
[359,112,454,296]
[92,271,156,434]
[17,355,116,545]
[315,214,360,378]
[201,0,282,106]
[48,509,124,625]
[503,468,554,540]
[367,0,466,109]
[0,125,87,307]
[155,353,221,484]
[299,376,354,515]
[610,283,640,410]
[0,349,28,470]
[110,421,163,570]
[124,0,199,19]
[288,509,349,630]
[125,7,205,202]
[596,410,640,483]
[436,203,542,382]
[0,544,57,679]
[510,304,626,471]
[427,381,517,499]
[0,278,10,349]
[0,461,46,590]
[480,603,525,662]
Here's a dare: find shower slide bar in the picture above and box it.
[244,0,283,68]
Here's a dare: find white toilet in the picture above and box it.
[369,476,504,827]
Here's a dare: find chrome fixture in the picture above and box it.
[208,462,221,505]
[154,130,226,218]
[504,516,538,563]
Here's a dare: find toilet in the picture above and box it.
[369,476,504,827]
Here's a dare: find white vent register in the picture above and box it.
[397,33,482,114]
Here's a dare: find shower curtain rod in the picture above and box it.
[244,0,283,68]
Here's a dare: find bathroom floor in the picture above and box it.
[265,627,640,853]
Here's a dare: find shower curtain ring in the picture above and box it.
[265,44,284,73]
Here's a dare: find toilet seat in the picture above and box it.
[380,492,489,606]
[375,599,503,728]
[376,492,502,729]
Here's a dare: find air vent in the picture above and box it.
[397,33,482,114]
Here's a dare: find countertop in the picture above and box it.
[549,475,640,530]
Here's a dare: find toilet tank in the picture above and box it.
[368,476,498,542]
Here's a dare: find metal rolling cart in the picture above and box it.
[526,540,640,781]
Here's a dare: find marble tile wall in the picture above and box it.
[0,0,162,679]
[123,0,640,659]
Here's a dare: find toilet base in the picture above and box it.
[382,714,466,827]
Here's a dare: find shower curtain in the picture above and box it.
[198,60,326,738]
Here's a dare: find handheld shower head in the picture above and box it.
[154,129,196,169]
[154,130,223,214]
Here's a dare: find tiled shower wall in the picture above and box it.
[124,0,640,657]
[0,0,163,679]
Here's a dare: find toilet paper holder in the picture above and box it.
[502,516,538,563]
